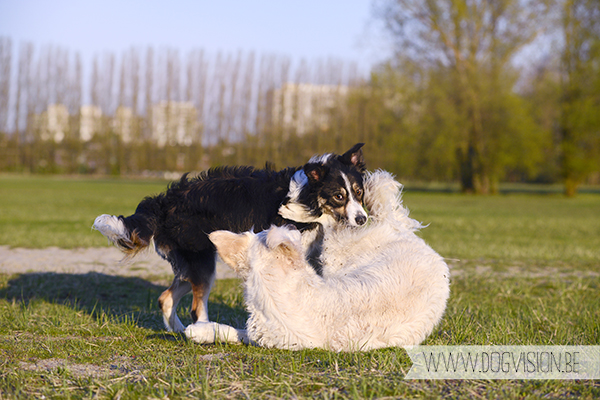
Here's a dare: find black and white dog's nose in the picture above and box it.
[355,214,367,226]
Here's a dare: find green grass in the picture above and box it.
[1,175,599,398]
[2,175,599,263]
[404,191,600,263]
[0,175,167,248]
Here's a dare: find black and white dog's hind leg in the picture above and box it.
[157,275,191,333]
[92,214,192,333]
[157,248,248,343]
[180,249,249,344]
[93,213,193,334]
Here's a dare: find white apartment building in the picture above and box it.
[269,83,349,136]
[151,101,199,147]
[38,104,69,142]
[112,106,134,143]
[33,102,199,146]
[79,105,102,142]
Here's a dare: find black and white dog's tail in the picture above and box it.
[93,196,160,258]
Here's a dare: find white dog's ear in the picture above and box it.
[265,226,303,262]
[209,231,251,271]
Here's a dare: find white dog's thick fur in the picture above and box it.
[210,170,450,351]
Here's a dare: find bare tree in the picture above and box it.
[70,52,83,114]
[239,52,255,138]
[102,53,116,115]
[118,53,127,109]
[0,37,11,134]
[14,43,34,152]
[188,49,208,145]
[144,46,154,143]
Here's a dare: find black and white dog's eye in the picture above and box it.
[355,188,363,197]
[334,193,344,201]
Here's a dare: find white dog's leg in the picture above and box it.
[185,321,248,344]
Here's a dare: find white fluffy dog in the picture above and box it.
[207,170,450,351]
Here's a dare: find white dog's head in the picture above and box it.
[210,225,305,280]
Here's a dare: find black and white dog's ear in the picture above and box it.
[339,143,366,172]
[304,163,330,183]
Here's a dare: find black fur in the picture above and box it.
[104,143,366,329]
[119,165,313,279]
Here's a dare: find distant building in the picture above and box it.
[269,83,349,136]
[32,102,199,146]
[151,101,199,147]
[80,105,102,142]
[37,104,69,142]
[112,106,134,143]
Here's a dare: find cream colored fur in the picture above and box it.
[210,171,450,351]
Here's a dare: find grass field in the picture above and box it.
[1,175,599,398]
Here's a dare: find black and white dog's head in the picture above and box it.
[280,143,368,228]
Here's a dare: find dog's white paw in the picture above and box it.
[185,322,216,343]
[185,321,246,344]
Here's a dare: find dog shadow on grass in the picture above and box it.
[0,272,248,338]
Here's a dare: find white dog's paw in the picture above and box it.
[185,321,246,344]
[185,322,216,343]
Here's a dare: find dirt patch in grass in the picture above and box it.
[19,358,115,378]
[7,333,144,380]
[0,246,237,280]
[18,356,139,379]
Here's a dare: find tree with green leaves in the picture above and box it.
[375,0,554,193]
[559,0,600,196]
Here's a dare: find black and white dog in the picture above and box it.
[93,143,367,341]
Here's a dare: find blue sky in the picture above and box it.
[0,0,389,73]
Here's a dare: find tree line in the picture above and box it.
[0,0,599,195]
[0,37,363,176]
[372,0,600,195]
